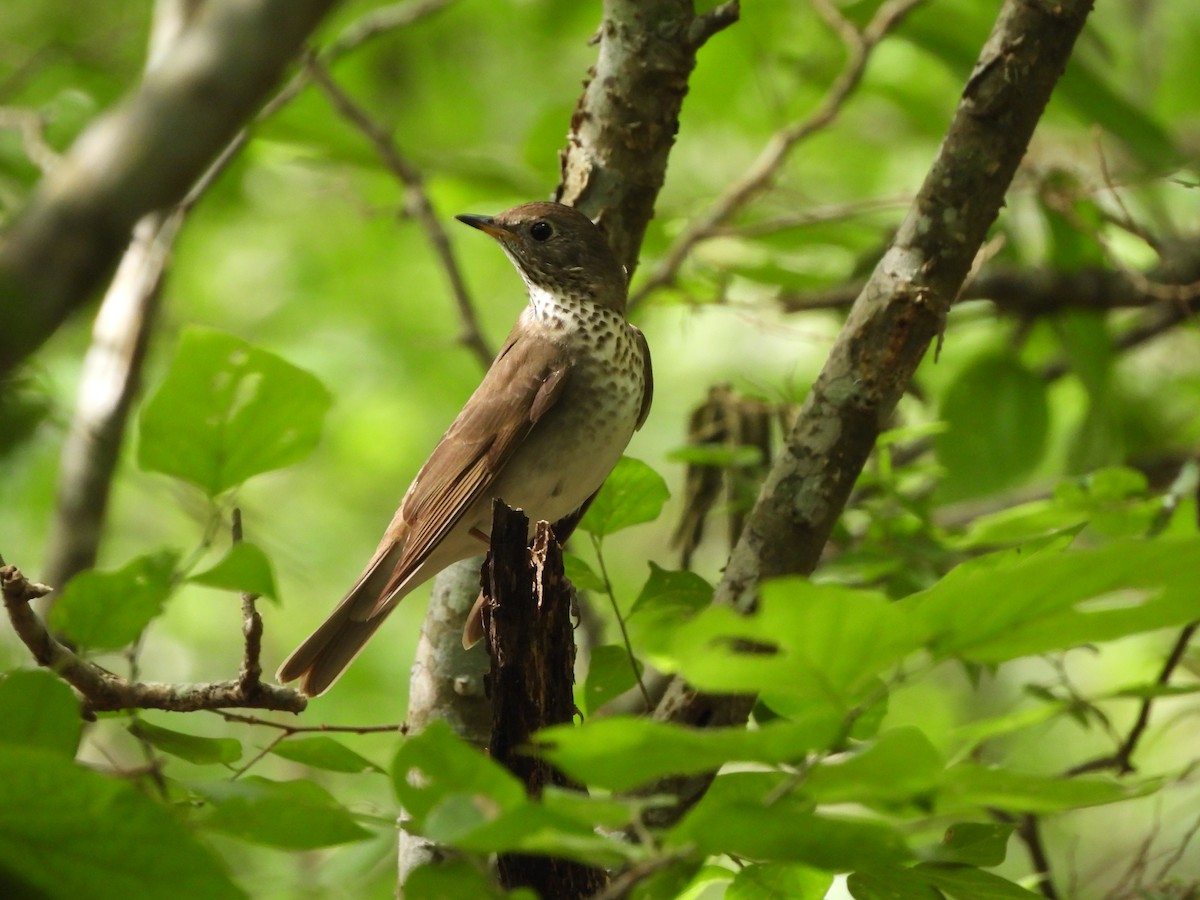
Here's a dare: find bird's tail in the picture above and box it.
[276,543,405,697]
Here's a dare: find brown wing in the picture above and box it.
[367,328,572,615]
[633,324,653,430]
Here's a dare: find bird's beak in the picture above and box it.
[456,214,514,242]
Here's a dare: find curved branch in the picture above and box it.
[641,0,1097,825]
[0,0,338,378]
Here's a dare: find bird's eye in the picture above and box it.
[530,220,553,241]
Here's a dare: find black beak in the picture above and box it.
[455,214,512,241]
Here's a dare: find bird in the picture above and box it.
[277,201,653,696]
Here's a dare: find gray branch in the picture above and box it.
[640,0,1097,827]
[0,0,338,378]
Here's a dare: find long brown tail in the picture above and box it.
[276,543,404,696]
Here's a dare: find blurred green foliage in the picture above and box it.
[2,1,1199,898]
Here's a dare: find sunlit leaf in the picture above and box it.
[538,715,839,793]
[50,551,179,650]
[138,327,332,496]
[189,541,279,602]
[727,863,832,900]
[580,456,670,537]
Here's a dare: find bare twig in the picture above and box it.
[2,561,305,715]
[1017,814,1062,899]
[305,55,492,369]
[629,0,925,306]
[1067,622,1199,777]
[217,710,405,734]
[183,0,458,210]
[0,106,61,172]
[231,508,265,692]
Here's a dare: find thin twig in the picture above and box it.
[1017,814,1062,899]
[305,55,493,369]
[590,534,652,712]
[231,508,264,692]
[1067,622,1199,777]
[217,710,406,734]
[629,0,925,306]
[0,106,60,172]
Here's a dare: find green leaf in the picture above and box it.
[563,552,606,592]
[188,541,279,601]
[392,719,526,825]
[0,745,243,899]
[129,720,241,766]
[427,798,643,868]
[848,865,942,899]
[671,794,910,870]
[930,822,1013,867]
[914,862,1042,898]
[581,644,642,715]
[580,456,670,537]
[726,863,833,900]
[939,765,1150,814]
[270,736,383,773]
[191,776,372,848]
[0,670,80,757]
[804,728,944,807]
[908,537,1200,663]
[936,354,1048,502]
[628,563,714,620]
[643,579,925,719]
[537,716,839,793]
[138,327,332,496]
[50,550,179,650]
[402,859,512,900]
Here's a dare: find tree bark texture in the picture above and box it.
[642,0,1098,827]
[557,0,739,276]
[482,501,608,899]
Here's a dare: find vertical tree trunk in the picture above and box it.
[483,500,608,898]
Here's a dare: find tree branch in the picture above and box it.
[2,560,305,715]
[0,0,338,378]
[557,0,740,275]
[639,0,1097,827]
[305,56,492,368]
[629,0,924,306]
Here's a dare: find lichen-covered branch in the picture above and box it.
[641,0,1097,826]
[557,0,739,275]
